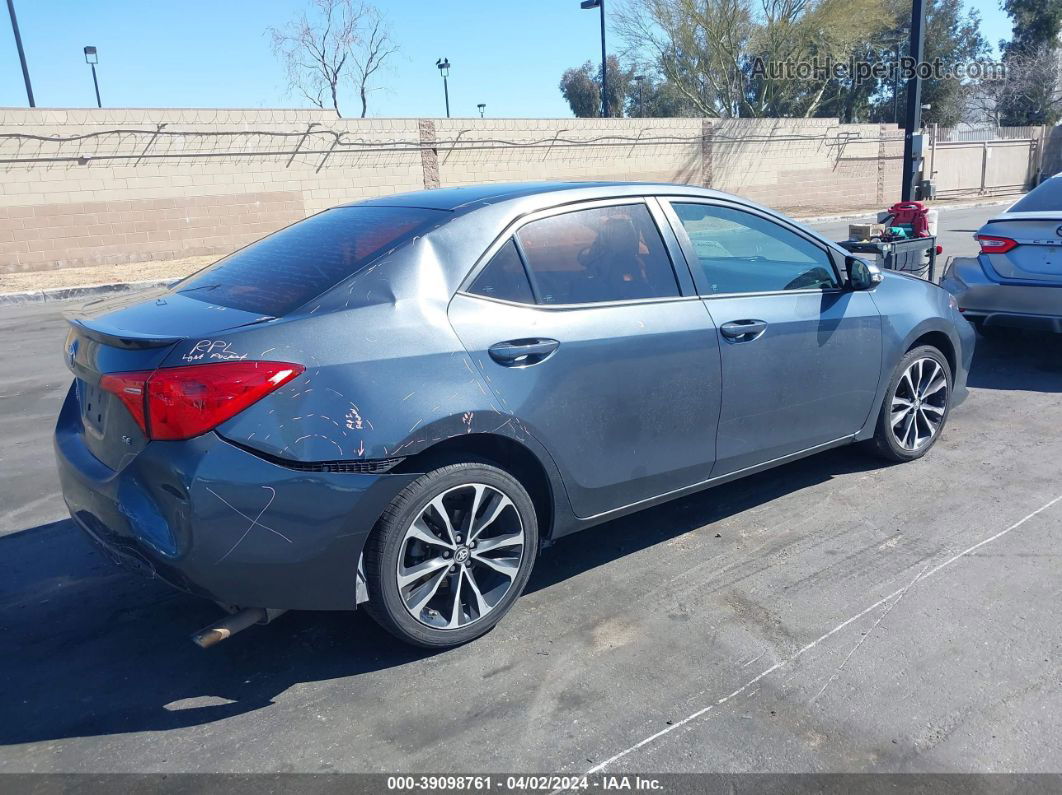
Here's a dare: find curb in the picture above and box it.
[0,278,179,307]
[793,196,1016,226]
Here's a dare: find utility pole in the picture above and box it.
[901,0,926,201]
[580,0,607,118]
[6,0,35,107]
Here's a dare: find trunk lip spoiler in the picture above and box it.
[985,215,1062,224]
[66,317,182,350]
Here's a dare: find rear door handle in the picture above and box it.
[719,319,768,341]
[488,338,560,366]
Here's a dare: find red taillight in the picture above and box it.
[99,372,149,434]
[977,234,1018,254]
[100,361,304,441]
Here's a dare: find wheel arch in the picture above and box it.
[856,319,959,442]
[391,432,558,543]
[907,329,956,376]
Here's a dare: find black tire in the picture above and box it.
[363,459,538,648]
[869,345,953,463]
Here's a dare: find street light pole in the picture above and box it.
[580,0,607,118]
[436,58,451,118]
[901,0,926,201]
[5,0,35,107]
[477,103,486,118]
[84,46,101,108]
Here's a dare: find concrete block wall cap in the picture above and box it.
[0,278,179,305]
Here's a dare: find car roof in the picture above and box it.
[352,181,729,213]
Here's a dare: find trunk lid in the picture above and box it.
[981,213,1062,284]
[64,291,272,470]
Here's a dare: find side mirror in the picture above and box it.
[847,257,884,290]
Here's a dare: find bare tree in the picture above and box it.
[971,44,1062,127]
[269,0,396,118]
[351,7,398,118]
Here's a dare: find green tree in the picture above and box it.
[559,61,601,117]
[626,76,700,116]
[559,56,632,117]
[811,0,988,125]
[614,0,890,118]
[920,0,988,126]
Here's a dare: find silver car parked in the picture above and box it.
[942,175,1062,334]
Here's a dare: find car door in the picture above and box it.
[661,199,883,476]
[448,198,722,519]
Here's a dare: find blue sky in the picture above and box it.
[1,0,1014,117]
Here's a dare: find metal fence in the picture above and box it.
[928,125,1044,198]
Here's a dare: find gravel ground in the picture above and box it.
[0,255,214,294]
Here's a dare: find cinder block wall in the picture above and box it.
[0,108,925,274]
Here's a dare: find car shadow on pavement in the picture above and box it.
[527,446,883,596]
[0,518,433,746]
[966,331,1062,393]
[0,447,884,749]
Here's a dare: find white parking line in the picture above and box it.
[580,492,1062,776]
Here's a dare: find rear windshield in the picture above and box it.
[176,206,447,315]
[1009,178,1062,213]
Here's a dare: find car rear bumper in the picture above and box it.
[942,257,1062,332]
[54,383,416,610]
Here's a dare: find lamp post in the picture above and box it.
[633,75,645,117]
[84,45,101,108]
[5,0,35,107]
[435,57,451,118]
[580,0,607,118]
[477,103,486,118]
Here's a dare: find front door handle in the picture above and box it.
[488,338,560,366]
[719,319,768,341]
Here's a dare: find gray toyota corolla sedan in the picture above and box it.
[942,174,1062,334]
[55,182,973,648]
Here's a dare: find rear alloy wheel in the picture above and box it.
[364,461,538,648]
[870,346,952,462]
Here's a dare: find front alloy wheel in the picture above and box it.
[871,345,953,462]
[890,357,948,451]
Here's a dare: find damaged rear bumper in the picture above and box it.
[54,385,416,610]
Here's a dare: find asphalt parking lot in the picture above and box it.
[1,202,1060,774]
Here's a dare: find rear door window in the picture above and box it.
[469,239,535,304]
[668,203,838,295]
[176,206,446,315]
[514,204,681,304]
